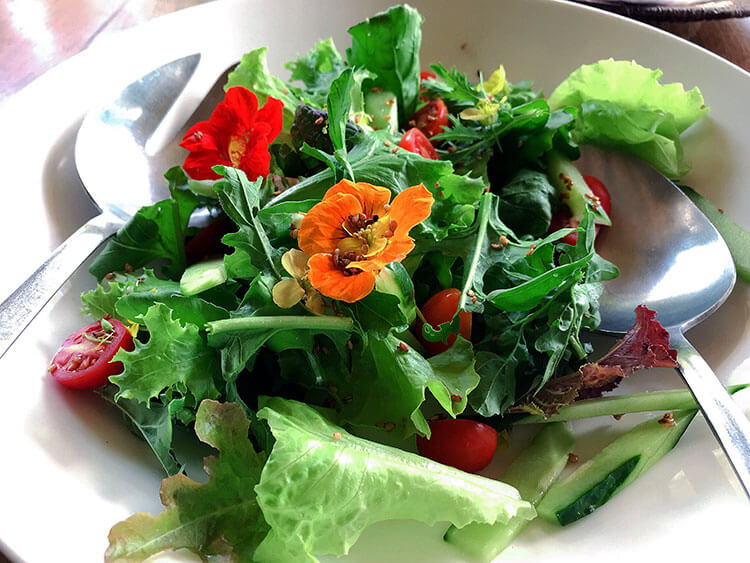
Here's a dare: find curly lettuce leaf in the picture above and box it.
[284,38,347,100]
[346,4,423,122]
[254,397,535,562]
[549,59,708,179]
[105,401,268,562]
[110,303,220,405]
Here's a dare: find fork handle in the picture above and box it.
[671,329,750,499]
[0,212,122,360]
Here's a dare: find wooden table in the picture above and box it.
[0,2,747,562]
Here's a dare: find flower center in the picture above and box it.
[339,213,398,258]
[228,134,249,167]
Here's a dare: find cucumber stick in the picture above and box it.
[537,409,698,526]
[179,259,227,296]
[445,423,575,562]
[547,151,611,226]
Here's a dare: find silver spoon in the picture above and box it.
[0,54,206,359]
[579,146,750,498]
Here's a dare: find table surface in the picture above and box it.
[0,1,748,562]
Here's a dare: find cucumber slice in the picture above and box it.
[179,259,227,296]
[364,88,398,133]
[444,423,574,562]
[537,409,697,526]
[547,151,611,226]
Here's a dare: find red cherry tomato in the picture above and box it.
[420,71,437,85]
[49,318,134,389]
[399,128,439,160]
[408,99,449,140]
[549,174,612,246]
[416,288,472,356]
[416,419,498,473]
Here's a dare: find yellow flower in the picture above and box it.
[482,65,508,97]
[272,249,324,314]
[460,99,501,125]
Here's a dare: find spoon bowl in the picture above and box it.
[579,146,750,498]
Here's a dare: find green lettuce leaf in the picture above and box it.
[105,401,268,562]
[89,180,198,280]
[346,4,423,122]
[254,397,535,562]
[343,335,480,437]
[548,59,708,178]
[110,303,220,405]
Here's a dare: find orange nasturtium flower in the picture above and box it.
[297,179,434,303]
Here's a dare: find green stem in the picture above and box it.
[459,192,492,310]
[514,384,750,424]
[206,315,354,335]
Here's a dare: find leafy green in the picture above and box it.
[497,169,557,237]
[350,262,416,337]
[214,166,283,278]
[343,335,479,437]
[98,384,181,476]
[548,59,708,179]
[346,4,423,122]
[424,63,483,106]
[110,303,220,406]
[284,38,347,101]
[105,401,268,562]
[81,269,232,326]
[680,185,750,283]
[254,397,535,562]
[89,171,198,280]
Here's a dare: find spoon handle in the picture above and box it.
[0,212,121,360]
[671,329,750,499]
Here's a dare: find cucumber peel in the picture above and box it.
[547,151,611,226]
[444,423,575,562]
[537,409,697,526]
[515,383,749,424]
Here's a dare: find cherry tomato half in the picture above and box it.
[399,128,439,160]
[419,71,437,86]
[549,174,612,246]
[416,419,498,473]
[49,318,134,389]
[416,288,472,356]
[408,99,449,140]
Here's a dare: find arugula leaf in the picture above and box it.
[98,384,181,476]
[347,4,423,122]
[214,166,283,278]
[89,175,198,280]
[548,59,708,179]
[351,262,416,337]
[424,63,483,106]
[254,397,535,562]
[105,401,268,562]
[110,303,220,405]
[342,335,479,437]
[470,350,521,417]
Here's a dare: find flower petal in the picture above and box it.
[236,129,272,180]
[322,179,392,218]
[212,87,258,134]
[282,249,309,279]
[357,238,415,271]
[272,278,306,309]
[305,291,325,315]
[255,96,284,142]
[183,150,232,180]
[298,193,363,256]
[387,184,434,238]
[307,253,376,303]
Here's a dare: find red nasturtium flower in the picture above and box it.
[298,180,434,303]
[180,86,283,181]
